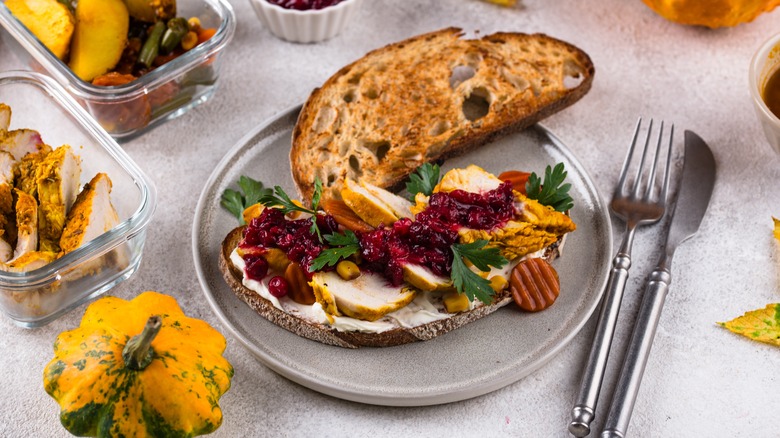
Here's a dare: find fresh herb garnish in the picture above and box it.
[450,240,508,304]
[258,177,324,240]
[310,230,361,271]
[311,177,323,212]
[526,162,574,212]
[221,176,272,224]
[406,162,441,200]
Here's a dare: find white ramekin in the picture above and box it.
[250,0,362,44]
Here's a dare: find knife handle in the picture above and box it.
[600,267,671,438]
[569,253,632,437]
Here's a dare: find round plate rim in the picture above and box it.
[192,105,612,406]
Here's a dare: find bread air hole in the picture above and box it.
[364,87,380,99]
[361,140,391,161]
[343,90,356,103]
[327,174,336,186]
[564,73,583,89]
[563,60,585,89]
[338,141,350,156]
[429,120,451,136]
[347,70,364,85]
[462,87,491,121]
[313,107,336,133]
[450,65,476,89]
[349,154,362,177]
[501,68,530,91]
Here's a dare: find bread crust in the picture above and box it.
[220,226,562,349]
[290,28,595,203]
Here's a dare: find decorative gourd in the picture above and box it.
[43,291,234,437]
[642,0,780,28]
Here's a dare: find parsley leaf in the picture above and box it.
[220,189,244,221]
[324,230,360,247]
[220,176,272,224]
[406,162,441,200]
[311,177,323,212]
[310,230,360,271]
[450,241,508,304]
[238,176,270,206]
[258,177,324,241]
[259,185,316,216]
[526,162,574,212]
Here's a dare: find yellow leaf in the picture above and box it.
[719,303,780,347]
[481,0,517,6]
[773,216,780,241]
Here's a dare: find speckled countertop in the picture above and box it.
[1,0,779,437]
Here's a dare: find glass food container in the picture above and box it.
[0,71,156,327]
[0,0,235,140]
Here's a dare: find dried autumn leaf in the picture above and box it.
[718,303,780,347]
[481,0,517,6]
[773,216,780,241]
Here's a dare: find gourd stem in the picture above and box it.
[122,315,162,371]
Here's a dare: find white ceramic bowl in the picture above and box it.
[749,32,780,155]
[250,0,362,43]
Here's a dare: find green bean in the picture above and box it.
[160,18,190,54]
[138,21,166,68]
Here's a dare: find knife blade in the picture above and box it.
[599,130,716,438]
[660,130,716,255]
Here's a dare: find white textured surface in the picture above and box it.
[1,0,779,437]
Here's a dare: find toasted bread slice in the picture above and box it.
[291,28,594,204]
[220,226,563,349]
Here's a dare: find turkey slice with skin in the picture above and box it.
[36,145,81,253]
[60,173,119,253]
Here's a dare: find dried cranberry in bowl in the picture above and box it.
[266,0,344,10]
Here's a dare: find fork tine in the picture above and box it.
[659,124,675,202]
[616,118,643,195]
[631,119,654,198]
[643,121,665,200]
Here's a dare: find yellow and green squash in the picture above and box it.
[43,291,234,437]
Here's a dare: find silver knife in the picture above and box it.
[600,130,716,438]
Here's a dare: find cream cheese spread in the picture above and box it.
[231,248,451,333]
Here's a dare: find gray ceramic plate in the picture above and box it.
[193,106,612,406]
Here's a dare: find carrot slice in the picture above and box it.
[498,170,531,195]
[509,258,560,312]
[197,28,217,45]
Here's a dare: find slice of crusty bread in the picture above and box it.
[220,226,562,348]
[290,27,594,204]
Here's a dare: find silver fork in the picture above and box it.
[569,119,674,437]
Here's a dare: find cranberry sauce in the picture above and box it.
[239,182,516,286]
[266,0,344,10]
[240,208,337,281]
[357,181,516,286]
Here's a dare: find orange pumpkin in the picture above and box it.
[642,0,780,28]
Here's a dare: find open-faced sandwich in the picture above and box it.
[219,27,593,347]
[220,164,576,348]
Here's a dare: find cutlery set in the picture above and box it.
[569,119,717,437]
